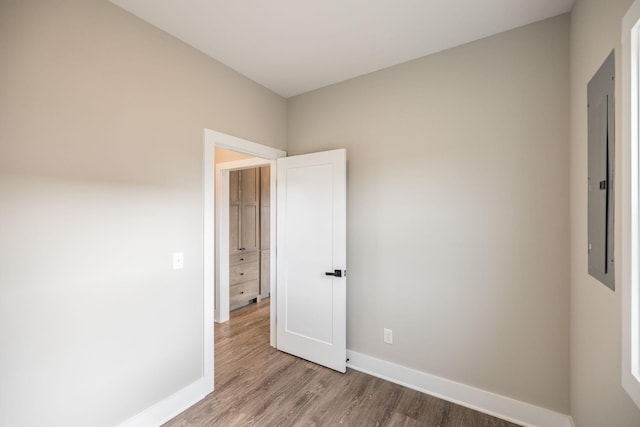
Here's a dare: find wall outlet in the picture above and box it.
[384,328,393,344]
[173,252,184,270]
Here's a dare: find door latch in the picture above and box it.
[325,269,344,277]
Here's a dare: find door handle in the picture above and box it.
[325,269,344,278]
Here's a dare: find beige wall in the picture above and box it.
[288,15,571,413]
[8,0,640,424]
[0,1,285,426]
[569,1,640,426]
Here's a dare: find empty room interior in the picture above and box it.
[5,0,640,426]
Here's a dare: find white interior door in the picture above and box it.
[276,149,347,373]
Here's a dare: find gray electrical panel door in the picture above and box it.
[587,50,615,290]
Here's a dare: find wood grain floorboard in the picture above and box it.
[163,300,521,427]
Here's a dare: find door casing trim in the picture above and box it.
[204,128,286,352]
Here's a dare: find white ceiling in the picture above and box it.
[110,0,574,98]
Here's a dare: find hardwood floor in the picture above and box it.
[164,300,520,427]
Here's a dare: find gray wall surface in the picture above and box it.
[0,1,286,425]
[288,15,571,413]
[9,0,640,424]
[569,0,640,426]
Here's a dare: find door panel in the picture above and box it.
[240,168,260,252]
[260,166,271,250]
[229,169,239,203]
[240,204,259,252]
[229,206,240,256]
[276,149,346,373]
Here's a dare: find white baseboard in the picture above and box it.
[346,350,572,427]
[116,377,212,427]
[114,350,572,427]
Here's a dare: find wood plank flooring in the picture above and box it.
[164,300,520,427]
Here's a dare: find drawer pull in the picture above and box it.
[240,291,245,294]
[240,258,244,261]
[240,273,244,276]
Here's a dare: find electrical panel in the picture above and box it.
[587,50,615,291]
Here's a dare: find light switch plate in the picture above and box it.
[384,328,393,344]
[173,252,184,270]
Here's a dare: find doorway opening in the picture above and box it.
[203,128,347,393]
[203,129,286,367]
[215,149,272,323]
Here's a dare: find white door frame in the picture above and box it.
[204,128,286,352]
[215,157,273,323]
